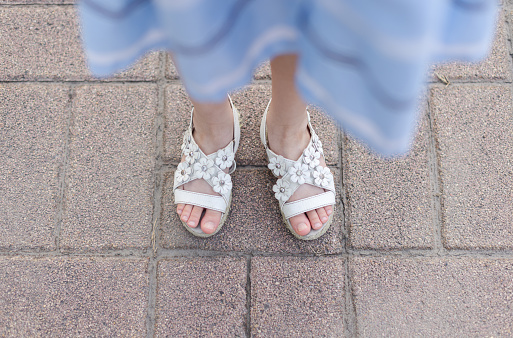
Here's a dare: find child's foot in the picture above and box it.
[175,100,234,234]
[266,109,333,237]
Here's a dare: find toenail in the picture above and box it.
[297,223,308,232]
[314,222,322,229]
[188,221,195,227]
[177,209,183,215]
[321,217,328,223]
[204,222,215,231]
[327,209,333,215]
[181,215,188,221]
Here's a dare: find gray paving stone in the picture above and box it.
[0,7,159,81]
[61,84,157,251]
[432,11,511,82]
[345,110,434,250]
[350,257,513,337]
[0,84,69,251]
[431,85,513,249]
[0,256,148,336]
[155,257,247,337]
[160,168,344,254]
[251,256,345,337]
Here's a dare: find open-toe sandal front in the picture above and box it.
[173,96,240,237]
[260,99,336,240]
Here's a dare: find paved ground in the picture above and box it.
[1,1,513,337]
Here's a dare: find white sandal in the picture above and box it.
[173,96,240,237]
[260,99,336,240]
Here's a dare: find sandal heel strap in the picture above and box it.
[174,189,228,213]
[260,98,314,150]
[260,99,271,148]
[229,95,241,154]
[282,191,335,219]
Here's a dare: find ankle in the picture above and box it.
[193,127,232,153]
[266,114,310,161]
[191,100,234,155]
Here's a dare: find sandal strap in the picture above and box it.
[188,96,240,157]
[282,191,336,219]
[174,189,227,213]
[261,98,336,211]
[231,96,241,156]
[174,95,239,212]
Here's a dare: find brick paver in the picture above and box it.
[61,84,157,251]
[163,84,193,162]
[0,257,148,336]
[253,61,271,80]
[350,257,513,337]
[0,84,69,251]
[433,11,512,82]
[0,6,159,81]
[1,1,513,336]
[155,257,247,337]
[251,256,346,337]
[161,168,344,254]
[165,54,179,79]
[345,111,434,250]
[0,1,74,3]
[431,85,513,249]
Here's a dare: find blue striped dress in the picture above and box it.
[79,0,498,157]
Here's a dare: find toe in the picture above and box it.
[306,210,323,230]
[289,214,311,236]
[180,204,193,223]
[187,205,203,228]
[325,205,333,216]
[176,203,185,215]
[201,209,222,234]
[316,207,329,224]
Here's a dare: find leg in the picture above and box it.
[266,54,333,236]
[176,98,234,234]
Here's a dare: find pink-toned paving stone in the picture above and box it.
[162,84,193,162]
[155,257,247,337]
[0,6,159,81]
[432,10,511,82]
[253,61,271,80]
[345,110,434,250]
[0,257,148,336]
[165,54,179,79]
[350,257,513,337]
[0,0,74,3]
[251,256,345,337]
[61,84,157,251]
[160,168,344,254]
[431,85,513,249]
[0,84,69,251]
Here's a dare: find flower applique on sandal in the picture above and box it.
[260,99,336,240]
[173,96,240,237]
